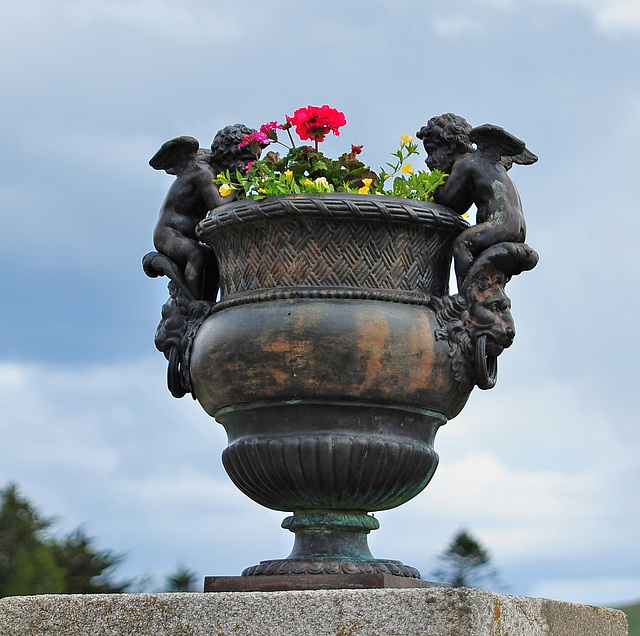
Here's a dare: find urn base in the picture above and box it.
[213,400,444,579]
[242,510,421,578]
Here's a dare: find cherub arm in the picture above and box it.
[194,168,225,210]
[433,161,475,215]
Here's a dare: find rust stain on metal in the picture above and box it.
[260,337,292,353]
[354,313,390,392]
[407,311,446,392]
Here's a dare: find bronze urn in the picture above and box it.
[188,193,470,577]
[144,115,538,585]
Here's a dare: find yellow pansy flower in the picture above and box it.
[284,170,294,179]
[358,178,373,195]
[219,183,234,197]
[401,164,414,175]
[400,135,414,147]
[258,188,267,195]
[303,179,313,186]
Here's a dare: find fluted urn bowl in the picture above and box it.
[192,193,470,577]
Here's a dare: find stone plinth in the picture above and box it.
[0,588,628,635]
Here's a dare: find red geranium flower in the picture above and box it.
[287,105,347,143]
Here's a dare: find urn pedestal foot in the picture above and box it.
[241,510,421,578]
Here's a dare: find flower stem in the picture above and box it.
[286,128,296,149]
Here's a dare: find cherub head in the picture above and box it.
[210,123,257,175]
[416,113,473,172]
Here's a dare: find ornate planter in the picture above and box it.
[145,115,539,585]
[189,194,471,577]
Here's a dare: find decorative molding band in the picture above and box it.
[282,512,380,533]
[209,286,441,313]
[242,559,421,578]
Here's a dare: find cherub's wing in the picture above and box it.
[149,136,200,173]
[470,124,526,162]
[197,147,212,164]
[509,147,538,166]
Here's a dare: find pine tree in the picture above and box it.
[164,563,199,592]
[50,528,129,594]
[0,483,128,596]
[0,483,65,596]
[432,529,499,589]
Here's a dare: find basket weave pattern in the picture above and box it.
[197,195,466,300]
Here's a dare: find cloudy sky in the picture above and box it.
[1,0,640,607]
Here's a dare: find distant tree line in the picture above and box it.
[0,483,198,597]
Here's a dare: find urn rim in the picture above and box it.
[197,192,469,240]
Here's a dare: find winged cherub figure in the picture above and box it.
[417,114,537,288]
[149,124,256,300]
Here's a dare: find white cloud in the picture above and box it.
[2,0,244,47]
[0,358,267,580]
[431,15,479,37]
[597,2,640,33]
[428,452,599,529]
[426,0,640,35]
[547,0,640,32]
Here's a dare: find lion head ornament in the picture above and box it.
[434,242,538,392]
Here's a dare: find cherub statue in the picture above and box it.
[149,124,257,300]
[150,135,222,301]
[416,114,537,288]
[145,124,257,398]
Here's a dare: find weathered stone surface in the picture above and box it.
[0,587,628,636]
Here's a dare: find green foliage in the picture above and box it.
[163,563,199,592]
[376,139,446,201]
[617,600,640,636]
[0,483,58,597]
[3,545,66,596]
[432,529,499,589]
[50,528,129,594]
[214,137,445,203]
[0,483,128,597]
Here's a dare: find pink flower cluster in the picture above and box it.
[259,121,282,141]
[238,130,270,148]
